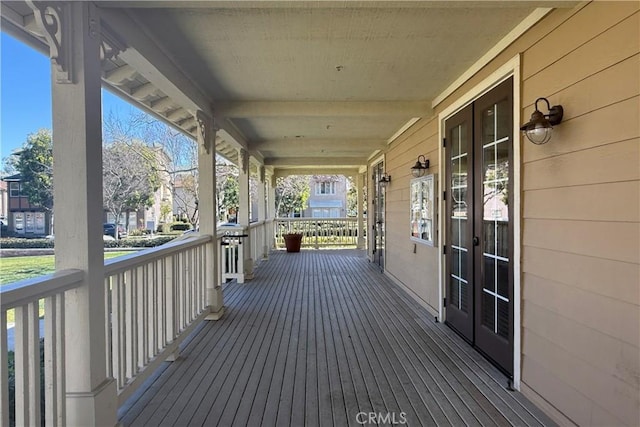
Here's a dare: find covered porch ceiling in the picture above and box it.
[2,1,575,175]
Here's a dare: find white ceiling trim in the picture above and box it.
[387,118,421,145]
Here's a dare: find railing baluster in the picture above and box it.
[151,261,158,358]
[125,269,134,381]
[117,273,126,389]
[45,294,65,426]
[14,302,41,426]
[137,265,147,369]
[0,310,7,427]
[104,277,112,379]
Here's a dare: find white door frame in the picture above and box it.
[437,54,522,389]
[368,154,385,263]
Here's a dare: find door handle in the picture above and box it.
[473,236,480,246]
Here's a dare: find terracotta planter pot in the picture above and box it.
[283,233,303,252]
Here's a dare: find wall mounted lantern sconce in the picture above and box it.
[411,155,430,178]
[520,97,564,145]
[379,173,391,186]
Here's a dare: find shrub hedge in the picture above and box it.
[1,235,176,249]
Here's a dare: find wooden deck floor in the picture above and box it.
[119,249,555,427]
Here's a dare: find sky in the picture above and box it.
[1,31,147,162]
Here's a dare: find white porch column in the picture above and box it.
[257,166,268,258]
[357,172,366,249]
[238,148,254,279]
[39,2,117,424]
[269,175,277,220]
[268,175,277,251]
[197,112,223,320]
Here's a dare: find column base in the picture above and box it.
[66,377,117,427]
[206,306,226,321]
[244,258,255,281]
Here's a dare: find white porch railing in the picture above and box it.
[1,234,220,425]
[1,269,84,426]
[275,218,359,248]
[1,225,271,424]
[103,235,213,405]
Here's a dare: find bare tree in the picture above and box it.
[102,142,160,232]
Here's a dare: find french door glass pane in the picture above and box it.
[450,122,470,312]
[481,101,510,336]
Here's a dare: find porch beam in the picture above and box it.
[215,101,432,118]
[104,64,137,85]
[274,168,360,178]
[265,157,366,167]
[252,139,387,153]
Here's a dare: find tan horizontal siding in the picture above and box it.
[523,137,639,190]
[523,271,639,347]
[384,114,440,310]
[524,12,639,99]
[522,96,639,164]
[522,331,632,426]
[523,53,639,121]
[523,218,639,264]
[522,1,639,81]
[523,301,639,394]
[523,181,640,222]
[522,246,640,304]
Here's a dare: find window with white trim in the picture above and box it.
[9,182,21,198]
[315,181,336,195]
[410,174,436,246]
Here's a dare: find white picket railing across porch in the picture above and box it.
[275,217,359,249]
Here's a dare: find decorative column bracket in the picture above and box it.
[196,110,212,154]
[98,22,126,63]
[27,1,74,83]
[239,148,250,175]
[27,2,127,82]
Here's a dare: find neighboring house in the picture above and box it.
[1,173,50,236]
[104,147,173,232]
[173,172,198,224]
[0,180,7,230]
[304,176,348,218]
[141,148,173,231]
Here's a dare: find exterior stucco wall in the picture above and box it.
[382,2,639,425]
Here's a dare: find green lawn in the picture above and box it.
[2,252,133,325]
[0,252,132,286]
